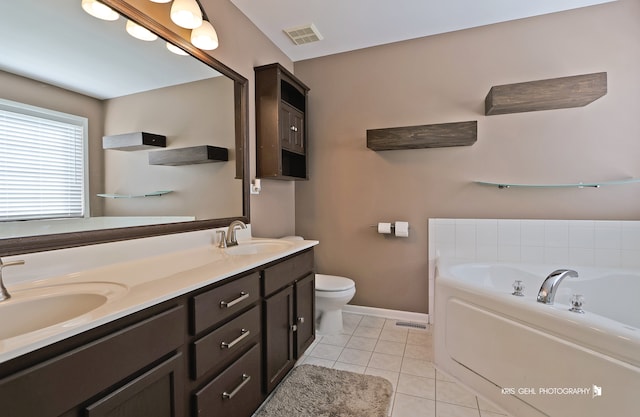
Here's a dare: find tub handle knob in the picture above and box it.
[512,280,525,297]
[569,294,585,314]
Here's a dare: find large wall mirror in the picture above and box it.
[0,0,249,256]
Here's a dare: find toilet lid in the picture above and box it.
[315,274,355,292]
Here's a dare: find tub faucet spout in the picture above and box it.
[537,269,578,305]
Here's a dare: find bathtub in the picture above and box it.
[434,259,640,417]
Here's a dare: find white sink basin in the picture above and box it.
[224,239,294,256]
[0,282,128,341]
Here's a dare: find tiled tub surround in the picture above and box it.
[428,219,640,319]
[0,227,318,363]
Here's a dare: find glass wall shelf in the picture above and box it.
[474,178,640,189]
[97,191,173,198]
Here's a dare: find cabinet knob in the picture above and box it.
[290,126,298,132]
[297,317,304,324]
[291,324,298,332]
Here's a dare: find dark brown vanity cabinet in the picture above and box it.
[0,249,316,417]
[255,63,310,180]
[262,249,315,393]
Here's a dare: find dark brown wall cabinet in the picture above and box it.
[0,249,315,417]
[255,63,310,180]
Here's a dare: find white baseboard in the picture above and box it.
[343,304,429,324]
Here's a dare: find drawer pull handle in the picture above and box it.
[222,374,251,400]
[220,292,249,309]
[221,329,250,349]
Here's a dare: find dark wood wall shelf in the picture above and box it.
[485,72,607,116]
[148,145,228,166]
[102,132,166,151]
[367,121,477,151]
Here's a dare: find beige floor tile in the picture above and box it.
[375,339,406,356]
[346,335,378,351]
[480,411,508,417]
[401,357,436,379]
[436,369,456,382]
[368,352,403,372]
[320,333,351,347]
[337,348,372,366]
[353,325,383,339]
[477,397,507,414]
[407,330,432,345]
[309,343,343,361]
[436,402,481,417]
[436,380,479,409]
[365,367,400,391]
[392,393,436,417]
[360,315,387,328]
[332,361,366,374]
[302,356,335,368]
[397,373,436,400]
[380,327,409,343]
[404,343,434,361]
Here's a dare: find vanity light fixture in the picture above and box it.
[166,42,189,55]
[191,19,218,50]
[126,19,158,41]
[81,0,119,21]
[149,0,172,3]
[171,0,203,29]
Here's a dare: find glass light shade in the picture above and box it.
[191,21,218,50]
[166,42,189,55]
[81,0,119,21]
[149,0,172,3]
[125,20,158,41]
[171,0,203,29]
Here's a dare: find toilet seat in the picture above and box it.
[315,274,355,292]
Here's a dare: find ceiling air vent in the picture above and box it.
[284,23,323,45]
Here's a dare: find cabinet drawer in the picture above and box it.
[192,272,260,334]
[193,343,262,417]
[192,305,261,380]
[263,250,314,297]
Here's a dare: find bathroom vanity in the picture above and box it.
[0,237,317,417]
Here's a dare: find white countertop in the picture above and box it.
[0,237,318,364]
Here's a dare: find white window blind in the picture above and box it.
[0,99,87,222]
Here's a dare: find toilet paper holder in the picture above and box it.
[370,221,410,236]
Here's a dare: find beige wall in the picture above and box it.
[103,76,241,219]
[294,0,640,313]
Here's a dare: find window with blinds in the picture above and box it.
[0,99,88,222]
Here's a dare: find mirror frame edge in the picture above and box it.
[0,0,250,257]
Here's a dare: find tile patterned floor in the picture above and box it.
[297,313,510,417]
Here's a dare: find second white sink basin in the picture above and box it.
[0,282,128,341]
[224,239,294,256]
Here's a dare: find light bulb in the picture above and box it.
[171,0,203,29]
[126,20,158,41]
[81,0,119,21]
[166,42,189,56]
[191,21,218,50]
[149,0,172,3]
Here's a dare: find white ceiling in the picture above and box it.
[230,0,616,62]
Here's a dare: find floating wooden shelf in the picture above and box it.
[148,145,228,166]
[366,121,477,151]
[485,72,607,115]
[102,132,166,151]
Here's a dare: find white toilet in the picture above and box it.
[315,274,356,335]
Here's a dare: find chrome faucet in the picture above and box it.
[537,269,578,305]
[226,220,247,246]
[0,258,25,302]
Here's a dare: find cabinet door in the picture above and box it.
[295,273,315,358]
[263,285,294,393]
[279,102,305,155]
[84,354,184,417]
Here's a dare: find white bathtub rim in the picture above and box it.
[435,258,640,368]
